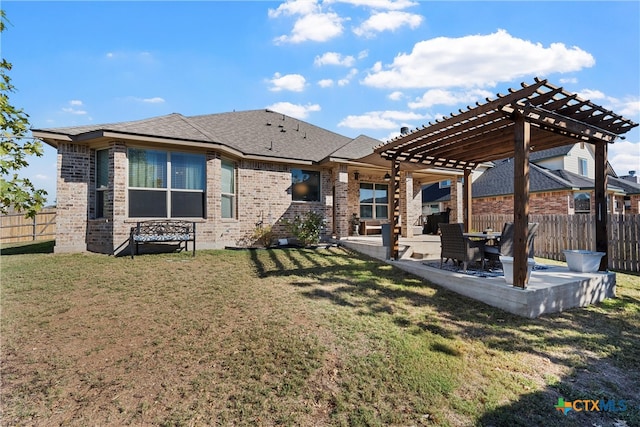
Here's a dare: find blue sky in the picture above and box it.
[3,0,639,204]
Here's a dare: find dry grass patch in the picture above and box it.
[1,243,638,426]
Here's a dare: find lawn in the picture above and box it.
[1,241,638,426]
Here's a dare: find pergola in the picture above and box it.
[374,78,638,288]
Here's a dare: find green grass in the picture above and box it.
[1,242,638,426]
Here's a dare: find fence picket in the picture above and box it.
[472,213,640,272]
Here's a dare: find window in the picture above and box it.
[292,169,320,202]
[359,183,388,219]
[128,148,205,218]
[579,158,588,176]
[95,149,109,218]
[574,192,590,213]
[221,160,236,218]
[439,179,451,188]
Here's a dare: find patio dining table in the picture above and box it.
[463,232,502,240]
[463,232,502,246]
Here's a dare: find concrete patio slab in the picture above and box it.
[339,235,616,318]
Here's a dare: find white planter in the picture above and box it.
[563,250,605,273]
[499,256,536,285]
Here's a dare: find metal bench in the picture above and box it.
[130,220,196,258]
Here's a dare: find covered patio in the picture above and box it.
[373,78,638,288]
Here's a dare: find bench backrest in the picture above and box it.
[134,220,195,237]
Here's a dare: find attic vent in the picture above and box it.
[296,124,300,131]
[266,122,271,126]
[280,128,286,132]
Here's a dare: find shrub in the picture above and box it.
[281,211,325,246]
[252,224,275,247]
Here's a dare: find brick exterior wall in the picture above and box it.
[54,140,429,254]
[472,191,625,216]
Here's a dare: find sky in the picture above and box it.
[3,0,639,205]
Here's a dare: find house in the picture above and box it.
[33,109,452,255]
[422,143,638,216]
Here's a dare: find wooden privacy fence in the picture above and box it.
[0,209,56,244]
[473,214,640,272]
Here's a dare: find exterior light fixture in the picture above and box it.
[384,172,391,182]
[354,170,360,181]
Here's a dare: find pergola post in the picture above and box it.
[594,141,609,270]
[391,160,401,260]
[463,169,472,232]
[513,113,531,289]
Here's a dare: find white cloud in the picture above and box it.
[338,110,429,129]
[338,68,358,86]
[314,52,355,67]
[266,102,321,119]
[62,100,87,115]
[363,29,595,89]
[274,11,344,44]
[268,0,319,18]
[577,89,640,120]
[318,79,334,87]
[609,140,640,176]
[141,97,165,104]
[576,89,606,100]
[353,11,422,37]
[408,88,493,109]
[268,72,307,92]
[35,174,49,180]
[357,50,369,60]
[388,91,404,101]
[559,77,578,85]
[326,0,418,10]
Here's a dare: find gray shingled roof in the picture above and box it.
[34,110,355,163]
[329,134,382,160]
[471,159,627,198]
[529,145,573,162]
[472,160,586,197]
[609,176,640,194]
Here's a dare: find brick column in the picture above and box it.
[449,177,464,223]
[55,143,90,253]
[334,164,349,238]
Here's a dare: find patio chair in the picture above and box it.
[438,223,485,272]
[485,222,539,262]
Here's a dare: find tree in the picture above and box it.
[0,11,47,218]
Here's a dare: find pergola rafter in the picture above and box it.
[374,78,638,288]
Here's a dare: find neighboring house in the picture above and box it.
[423,143,636,215]
[610,172,640,214]
[33,109,444,254]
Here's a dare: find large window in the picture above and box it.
[359,183,388,219]
[574,192,590,213]
[292,169,320,202]
[128,148,205,218]
[221,160,236,218]
[95,149,109,218]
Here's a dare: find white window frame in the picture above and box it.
[579,158,588,177]
[574,192,591,214]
